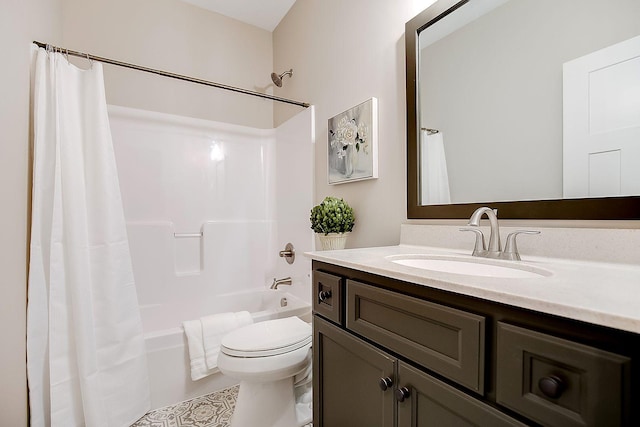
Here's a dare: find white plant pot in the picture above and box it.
[317,233,349,250]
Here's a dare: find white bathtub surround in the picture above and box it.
[273,106,316,303]
[305,223,640,334]
[109,105,315,308]
[27,47,149,426]
[108,106,315,409]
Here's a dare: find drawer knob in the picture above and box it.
[318,290,332,302]
[395,386,411,402]
[379,377,393,391]
[538,375,565,399]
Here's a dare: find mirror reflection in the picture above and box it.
[417,0,640,206]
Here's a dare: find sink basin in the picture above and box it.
[387,255,551,279]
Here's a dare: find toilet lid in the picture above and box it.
[221,316,312,357]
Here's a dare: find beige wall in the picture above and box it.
[273,0,432,248]
[273,0,640,247]
[61,0,275,128]
[0,0,62,423]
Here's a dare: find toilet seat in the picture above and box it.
[221,316,312,358]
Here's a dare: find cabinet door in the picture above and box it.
[313,316,396,427]
[347,280,485,393]
[397,363,526,427]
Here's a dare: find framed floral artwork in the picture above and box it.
[328,97,378,184]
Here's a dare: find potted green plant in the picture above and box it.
[310,196,355,250]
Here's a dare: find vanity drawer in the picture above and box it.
[312,271,343,325]
[496,322,630,427]
[346,280,485,394]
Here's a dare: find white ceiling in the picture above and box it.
[179,0,297,32]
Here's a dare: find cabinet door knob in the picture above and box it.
[395,386,411,402]
[538,375,565,399]
[318,290,332,302]
[379,377,393,391]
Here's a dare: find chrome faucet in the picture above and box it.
[460,207,539,260]
[465,207,502,257]
[270,277,292,289]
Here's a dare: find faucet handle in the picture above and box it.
[459,227,486,256]
[278,242,295,264]
[503,230,540,261]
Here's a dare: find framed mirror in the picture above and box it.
[406,0,640,219]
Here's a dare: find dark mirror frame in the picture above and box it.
[406,0,640,220]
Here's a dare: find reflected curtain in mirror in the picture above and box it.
[420,129,451,205]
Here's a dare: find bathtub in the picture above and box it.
[143,288,311,410]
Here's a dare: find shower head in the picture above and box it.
[271,69,293,87]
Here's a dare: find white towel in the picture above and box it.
[183,319,214,381]
[202,311,253,370]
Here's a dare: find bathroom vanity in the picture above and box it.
[308,0,640,423]
[307,233,640,426]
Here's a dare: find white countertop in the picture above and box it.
[306,244,640,334]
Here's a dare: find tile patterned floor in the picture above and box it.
[131,385,312,427]
[131,386,238,427]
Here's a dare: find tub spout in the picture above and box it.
[271,277,292,289]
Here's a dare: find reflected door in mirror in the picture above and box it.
[563,35,640,198]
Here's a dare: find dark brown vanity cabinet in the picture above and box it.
[314,317,395,427]
[312,262,639,427]
[314,316,523,427]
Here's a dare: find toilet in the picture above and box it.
[217,316,312,427]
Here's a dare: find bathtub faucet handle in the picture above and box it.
[271,277,292,289]
[279,243,295,264]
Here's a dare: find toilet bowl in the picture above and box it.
[217,316,312,427]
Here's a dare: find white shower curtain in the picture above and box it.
[27,46,150,426]
[420,129,452,205]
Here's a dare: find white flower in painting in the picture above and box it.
[329,113,369,159]
[357,122,369,153]
[330,133,340,149]
[330,116,348,148]
[342,120,358,145]
[357,122,367,141]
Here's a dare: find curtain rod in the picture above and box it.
[33,41,310,108]
[421,127,440,135]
